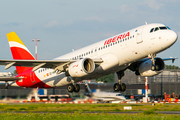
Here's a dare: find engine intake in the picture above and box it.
[68,58,95,77]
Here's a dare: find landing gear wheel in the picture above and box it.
[151,65,159,71]
[74,84,80,93]
[151,65,155,71]
[121,83,126,92]
[113,83,126,92]
[67,84,74,93]
[113,83,120,92]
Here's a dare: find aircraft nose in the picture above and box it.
[168,30,178,43]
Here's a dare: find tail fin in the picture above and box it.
[85,83,92,93]
[6,31,35,74]
[84,84,93,97]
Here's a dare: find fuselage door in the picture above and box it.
[30,71,36,83]
[136,27,144,44]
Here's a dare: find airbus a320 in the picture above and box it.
[0,23,178,93]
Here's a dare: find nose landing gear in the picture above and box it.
[5,81,9,89]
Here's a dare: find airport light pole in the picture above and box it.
[32,38,40,60]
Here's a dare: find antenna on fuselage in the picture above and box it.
[72,49,74,52]
[145,21,148,25]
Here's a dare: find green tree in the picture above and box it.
[13,70,17,75]
[165,65,180,69]
[96,73,114,83]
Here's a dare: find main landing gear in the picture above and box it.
[67,84,80,93]
[113,71,126,92]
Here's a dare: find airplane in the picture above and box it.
[0,23,178,93]
[84,84,126,103]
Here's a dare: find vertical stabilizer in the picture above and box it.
[84,84,93,97]
[6,31,35,74]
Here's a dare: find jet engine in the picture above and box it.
[68,58,95,77]
[138,58,165,76]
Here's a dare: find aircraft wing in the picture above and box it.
[138,57,177,63]
[128,57,177,71]
[0,58,103,71]
[0,76,23,81]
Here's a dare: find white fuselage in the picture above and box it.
[92,92,126,101]
[12,23,178,87]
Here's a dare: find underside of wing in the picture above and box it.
[0,76,23,81]
[0,58,103,72]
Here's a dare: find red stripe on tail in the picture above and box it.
[10,47,35,74]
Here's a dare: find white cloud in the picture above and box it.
[146,0,164,10]
[43,20,59,28]
[84,16,104,22]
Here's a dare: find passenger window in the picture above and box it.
[150,28,154,33]
[154,27,159,32]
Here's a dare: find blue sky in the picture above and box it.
[0,0,179,72]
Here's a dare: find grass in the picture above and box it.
[0,113,180,120]
[0,103,180,119]
[0,103,179,112]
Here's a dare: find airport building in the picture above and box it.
[0,69,180,100]
[117,69,180,98]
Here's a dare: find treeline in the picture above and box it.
[96,73,114,83]
[165,65,180,69]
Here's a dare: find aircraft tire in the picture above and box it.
[120,83,126,92]
[113,83,120,92]
[67,84,74,93]
[74,84,80,93]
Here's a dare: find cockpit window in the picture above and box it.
[150,26,170,33]
[159,26,167,30]
[154,27,159,32]
[166,26,171,30]
[150,28,154,33]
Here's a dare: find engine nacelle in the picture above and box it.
[138,58,165,77]
[68,58,95,77]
